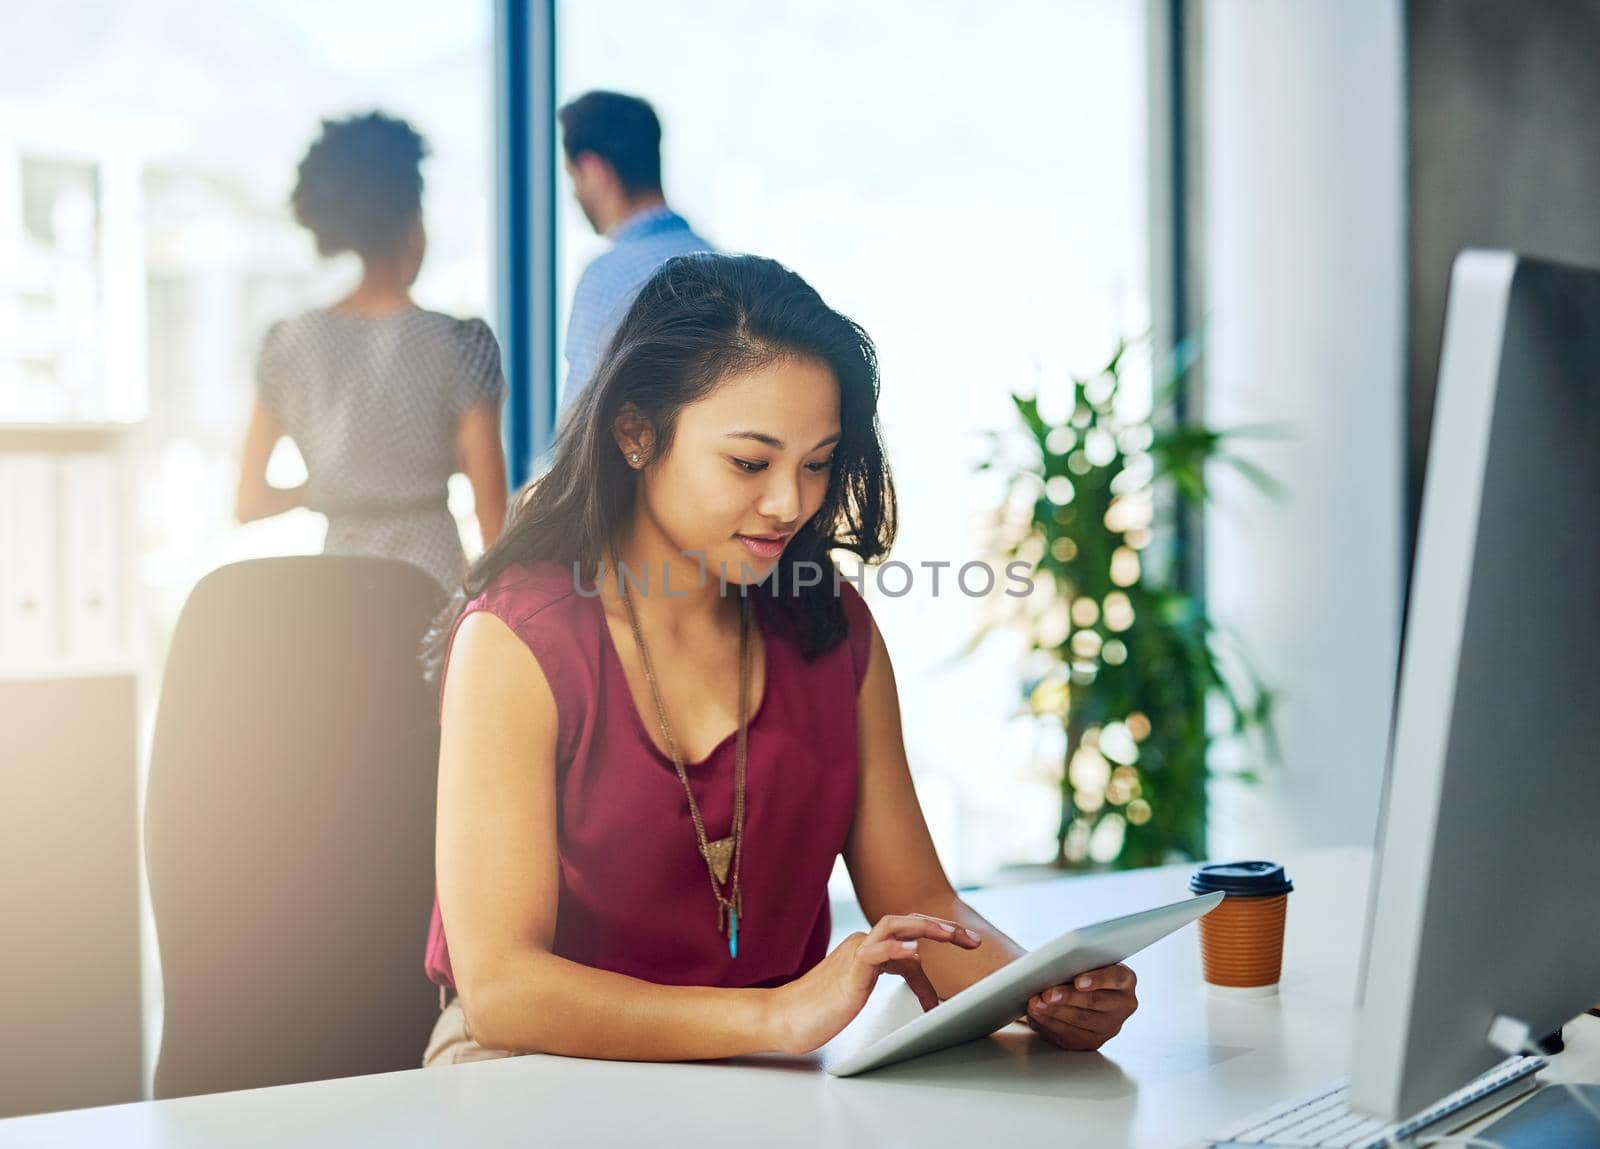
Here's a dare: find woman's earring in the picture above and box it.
[629,452,640,466]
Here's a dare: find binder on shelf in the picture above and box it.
[0,454,59,670]
[60,454,121,664]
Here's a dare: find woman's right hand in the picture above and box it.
[766,913,981,1055]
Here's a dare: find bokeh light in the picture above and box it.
[1103,590,1135,631]
[1045,426,1077,455]
[1069,741,1112,793]
[1089,813,1126,863]
[1085,426,1118,466]
[1099,722,1139,765]
[1110,546,1141,587]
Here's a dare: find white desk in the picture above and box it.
[3,847,1596,1148]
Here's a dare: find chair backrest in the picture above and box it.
[145,555,446,1099]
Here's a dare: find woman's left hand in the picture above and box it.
[1023,963,1138,1051]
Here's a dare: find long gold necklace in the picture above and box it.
[615,560,751,958]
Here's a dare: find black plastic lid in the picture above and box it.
[1189,860,1293,898]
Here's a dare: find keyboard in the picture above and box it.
[1208,1054,1544,1148]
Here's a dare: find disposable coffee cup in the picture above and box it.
[1190,861,1293,997]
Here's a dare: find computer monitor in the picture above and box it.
[1349,250,1600,1119]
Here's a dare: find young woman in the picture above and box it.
[237,111,507,591]
[422,253,1137,1066]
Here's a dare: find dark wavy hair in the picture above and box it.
[425,253,896,676]
[291,111,427,260]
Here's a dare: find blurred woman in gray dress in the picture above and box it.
[236,112,507,592]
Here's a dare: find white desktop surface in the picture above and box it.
[2,847,1595,1148]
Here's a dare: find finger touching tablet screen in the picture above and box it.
[827,891,1224,1077]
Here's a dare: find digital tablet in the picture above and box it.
[826,890,1224,1077]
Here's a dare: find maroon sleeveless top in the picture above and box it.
[424,561,872,991]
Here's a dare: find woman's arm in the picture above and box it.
[454,402,507,550]
[843,615,1138,1050]
[235,400,307,523]
[438,610,781,1059]
[843,617,1028,999]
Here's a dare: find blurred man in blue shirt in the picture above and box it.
[558,91,713,408]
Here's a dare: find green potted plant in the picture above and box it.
[974,339,1278,870]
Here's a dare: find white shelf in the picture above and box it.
[0,421,140,443]
[0,661,141,683]
[0,428,142,677]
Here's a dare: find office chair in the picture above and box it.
[145,555,446,1098]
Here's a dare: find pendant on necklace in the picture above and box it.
[728,907,739,958]
[702,837,734,886]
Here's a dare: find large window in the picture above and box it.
[4,0,1151,882]
[558,0,1150,882]
[1,0,497,661]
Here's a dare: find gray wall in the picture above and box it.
[1200,1,1600,854]
[1407,0,1600,548]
